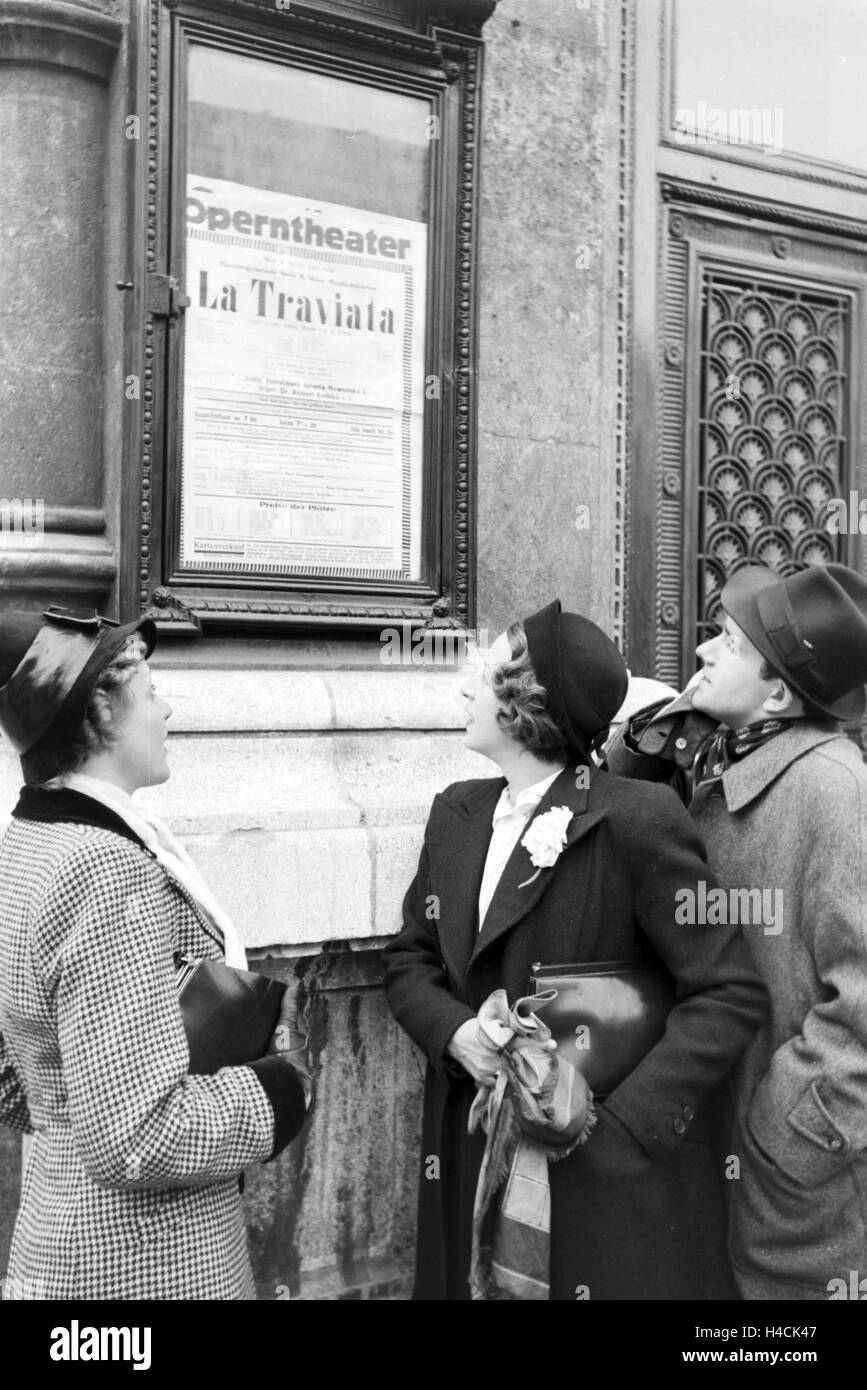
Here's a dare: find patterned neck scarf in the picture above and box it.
[693,717,792,788]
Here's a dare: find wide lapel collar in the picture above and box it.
[433,778,505,983]
[13,785,149,852]
[469,764,607,969]
[722,722,844,813]
[13,785,226,955]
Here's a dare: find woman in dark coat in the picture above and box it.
[383,600,766,1301]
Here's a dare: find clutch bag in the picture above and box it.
[174,953,286,1076]
[529,958,675,1096]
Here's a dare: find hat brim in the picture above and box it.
[105,615,156,664]
[522,599,628,753]
[721,566,864,721]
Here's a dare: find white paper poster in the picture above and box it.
[180,176,426,579]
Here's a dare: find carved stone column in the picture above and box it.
[0,0,122,609]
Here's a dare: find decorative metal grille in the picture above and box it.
[697,272,849,648]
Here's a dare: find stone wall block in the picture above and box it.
[137,735,357,835]
[370,822,427,938]
[243,951,423,1299]
[182,827,374,949]
[151,670,334,734]
[335,732,488,827]
[327,668,468,731]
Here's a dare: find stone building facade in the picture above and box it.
[2,0,864,1298]
[1,0,626,1299]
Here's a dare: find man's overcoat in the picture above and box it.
[610,718,867,1297]
[383,764,767,1300]
[691,727,867,1299]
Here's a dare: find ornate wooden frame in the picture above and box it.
[128,0,496,636]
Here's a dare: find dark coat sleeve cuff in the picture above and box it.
[248,1056,309,1160]
[428,1004,478,1080]
[605,726,671,780]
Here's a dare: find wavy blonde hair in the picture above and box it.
[489,622,572,763]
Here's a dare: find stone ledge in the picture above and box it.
[171,818,433,948]
[0,530,115,605]
[133,730,487,834]
[187,826,378,948]
[148,665,470,734]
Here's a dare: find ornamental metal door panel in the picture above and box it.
[657,200,865,684]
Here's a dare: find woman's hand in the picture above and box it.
[446,1019,502,1086]
[268,981,314,1108]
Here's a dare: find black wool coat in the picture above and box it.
[383,765,767,1301]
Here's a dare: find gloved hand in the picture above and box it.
[268,980,314,1110]
[446,1018,503,1086]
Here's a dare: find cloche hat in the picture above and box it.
[522,599,628,758]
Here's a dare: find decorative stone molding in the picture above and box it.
[0,0,123,83]
[613,0,635,654]
[0,531,116,605]
[143,586,203,635]
[0,0,122,615]
[661,178,867,243]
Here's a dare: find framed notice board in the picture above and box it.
[128,0,496,636]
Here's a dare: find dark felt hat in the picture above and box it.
[0,606,156,763]
[721,563,867,721]
[522,599,628,758]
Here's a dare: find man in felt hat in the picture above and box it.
[608,562,867,1299]
[384,600,765,1300]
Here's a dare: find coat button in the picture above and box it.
[673,1117,687,1135]
[828,1136,844,1151]
[682,1104,694,1121]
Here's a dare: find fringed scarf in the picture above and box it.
[468,990,595,1301]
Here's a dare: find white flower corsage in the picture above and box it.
[518,805,573,888]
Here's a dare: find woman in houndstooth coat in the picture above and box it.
[0,608,311,1300]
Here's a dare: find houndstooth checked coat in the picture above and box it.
[0,787,307,1301]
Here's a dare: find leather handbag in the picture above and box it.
[174,953,286,1076]
[529,958,675,1096]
